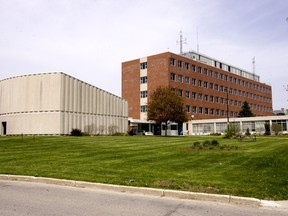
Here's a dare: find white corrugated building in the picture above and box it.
[0,72,128,135]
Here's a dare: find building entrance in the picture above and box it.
[2,122,7,135]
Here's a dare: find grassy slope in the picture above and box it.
[0,135,287,200]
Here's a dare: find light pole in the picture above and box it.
[225,88,230,130]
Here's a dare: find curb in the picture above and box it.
[0,174,278,207]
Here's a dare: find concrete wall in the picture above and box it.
[0,72,128,135]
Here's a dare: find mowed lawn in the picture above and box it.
[0,135,287,200]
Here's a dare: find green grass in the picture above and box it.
[0,135,287,200]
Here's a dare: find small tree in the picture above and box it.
[264,123,271,135]
[272,123,282,135]
[224,123,240,138]
[147,86,188,136]
[238,101,254,117]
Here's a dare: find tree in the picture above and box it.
[147,86,188,136]
[272,123,282,135]
[238,101,254,117]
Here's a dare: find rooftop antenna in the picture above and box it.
[197,27,199,53]
[177,30,187,54]
[252,56,255,80]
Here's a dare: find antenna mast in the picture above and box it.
[252,57,255,80]
[197,27,199,53]
[177,30,187,54]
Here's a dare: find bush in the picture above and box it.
[223,123,240,138]
[272,123,282,136]
[245,128,251,136]
[70,129,82,136]
[203,140,211,146]
[81,132,90,136]
[210,132,222,136]
[192,141,201,148]
[211,140,219,146]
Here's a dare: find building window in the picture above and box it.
[215,84,219,91]
[192,106,197,114]
[198,93,203,100]
[140,76,147,84]
[185,91,190,99]
[220,74,223,80]
[210,95,214,102]
[170,73,176,81]
[205,108,209,115]
[198,80,202,87]
[186,105,190,113]
[209,70,213,77]
[178,89,183,97]
[192,92,197,100]
[215,97,219,103]
[204,94,209,101]
[140,90,147,98]
[192,65,196,72]
[214,72,218,78]
[185,76,190,84]
[178,75,183,83]
[220,98,224,104]
[140,62,147,70]
[204,81,208,88]
[220,85,224,92]
[198,66,202,74]
[140,105,147,113]
[199,107,203,114]
[221,110,225,116]
[210,109,214,116]
[170,58,175,66]
[210,83,214,90]
[204,68,208,75]
[185,62,190,70]
[178,60,183,68]
[191,78,196,86]
[216,109,219,116]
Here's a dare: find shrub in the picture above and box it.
[272,123,282,136]
[192,141,201,148]
[70,128,82,136]
[81,132,90,136]
[203,140,211,146]
[245,128,251,136]
[211,140,219,146]
[223,123,240,138]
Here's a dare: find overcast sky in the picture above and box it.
[1,0,288,110]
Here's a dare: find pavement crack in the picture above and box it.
[163,202,183,216]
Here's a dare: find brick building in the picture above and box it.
[122,51,273,133]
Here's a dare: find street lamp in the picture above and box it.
[225,88,230,130]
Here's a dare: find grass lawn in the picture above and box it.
[0,135,287,200]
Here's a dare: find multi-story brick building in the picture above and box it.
[122,51,273,132]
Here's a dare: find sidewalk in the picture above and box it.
[0,174,286,209]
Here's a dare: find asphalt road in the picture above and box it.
[0,180,287,216]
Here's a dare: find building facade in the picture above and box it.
[185,115,288,135]
[0,72,128,135]
[122,51,273,125]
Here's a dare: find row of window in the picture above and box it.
[185,105,233,117]
[171,73,272,103]
[170,59,270,93]
[141,104,271,114]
